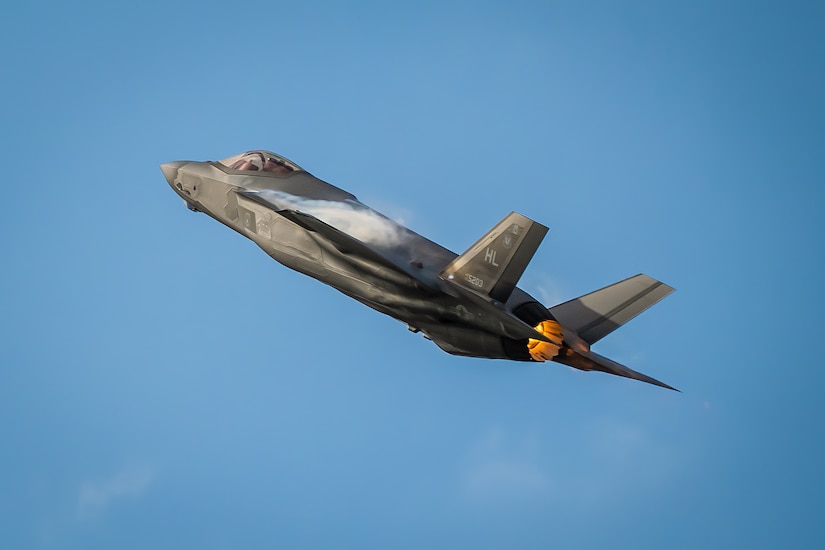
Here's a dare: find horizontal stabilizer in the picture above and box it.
[440,212,547,304]
[550,274,674,345]
[555,348,678,391]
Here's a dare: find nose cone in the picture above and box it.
[160,161,187,186]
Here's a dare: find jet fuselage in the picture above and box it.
[162,150,677,390]
[162,155,545,360]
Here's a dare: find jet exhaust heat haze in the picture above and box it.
[162,150,676,390]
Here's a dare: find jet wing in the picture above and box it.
[237,190,441,291]
[240,193,550,343]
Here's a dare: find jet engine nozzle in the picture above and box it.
[528,319,564,361]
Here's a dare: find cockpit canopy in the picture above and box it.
[218,151,303,174]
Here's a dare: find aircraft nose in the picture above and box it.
[160,161,187,186]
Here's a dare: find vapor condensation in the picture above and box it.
[257,190,410,248]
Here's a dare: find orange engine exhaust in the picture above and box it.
[528,320,564,361]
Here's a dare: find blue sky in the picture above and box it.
[1,1,823,548]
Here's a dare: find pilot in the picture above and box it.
[233,160,259,171]
[229,152,263,171]
[226,151,298,174]
[262,156,293,174]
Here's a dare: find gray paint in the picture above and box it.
[162,150,676,390]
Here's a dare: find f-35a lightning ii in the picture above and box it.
[162,150,676,390]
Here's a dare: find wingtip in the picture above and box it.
[556,348,679,392]
[651,378,680,392]
[634,371,679,392]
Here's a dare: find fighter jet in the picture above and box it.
[162,150,676,390]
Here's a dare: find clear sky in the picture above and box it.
[1,1,823,548]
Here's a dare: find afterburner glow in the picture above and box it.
[528,320,564,361]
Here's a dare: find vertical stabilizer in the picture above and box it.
[440,212,547,304]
